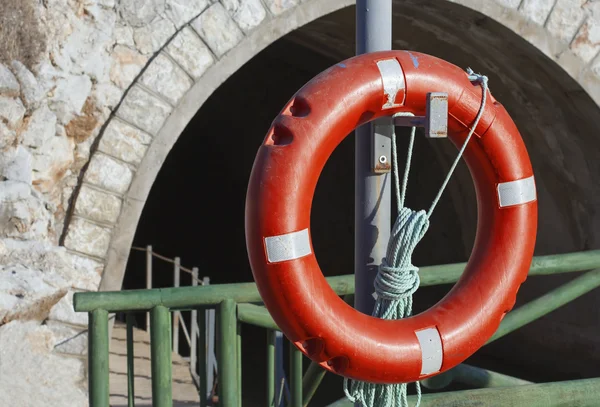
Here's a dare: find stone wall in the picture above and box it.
[1,0,600,405]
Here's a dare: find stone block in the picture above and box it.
[191,3,245,58]
[222,0,267,33]
[117,86,172,135]
[0,63,20,97]
[0,96,26,129]
[46,320,88,355]
[63,217,112,258]
[263,0,299,16]
[0,264,68,324]
[133,17,177,55]
[21,104,57,148]
[49,74,93,124]
[74,184,123,224]
[141,53,193,105]
[83,152,134,195]
[520,0,555,25]
[0,145,33,184]
[99,119,152,166]
[110,45,149,90]
[11,61,43,108]
[495,0,521,8]
[546,0,587,44]
[164,0,210,27]
[30,133,75,194]
[0,321,88,407]
[48,290,88,326]
[167,27,215,80]
[571,19,600,62]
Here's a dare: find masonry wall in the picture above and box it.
[1,0,600,405]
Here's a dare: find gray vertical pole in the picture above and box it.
[354,1,393,316]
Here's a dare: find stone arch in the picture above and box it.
[59,0,600,292]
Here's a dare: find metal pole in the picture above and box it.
[146,245,152,332]
[218,299,239,406]
[89,309,110,407]
[173,257,180,354]
[267,330,276,407]
[354,1,393,315]
[191,267,199,384]
[150,306,172,407]
[126,313,136,407]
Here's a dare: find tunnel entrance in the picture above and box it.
[120,2,600,405]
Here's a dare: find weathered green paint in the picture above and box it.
[302,362,327,407]
[74,251,600,312]
[238,303,278,330]
[89,309,110,407]
[150,306,172,407]
[327,377,600,406]
[422,363,532,390]
[219,300,239,407]
[290,341,303,407]
[267,330,276,407]
[197,308,207,407]
[237,322,242,407]
[489,269,600,343]
[126,313,135,407]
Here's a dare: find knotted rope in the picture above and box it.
[344,68,489,407]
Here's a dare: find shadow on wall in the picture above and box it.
[123,2,600,405]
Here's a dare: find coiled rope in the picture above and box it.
[343,68,489,407]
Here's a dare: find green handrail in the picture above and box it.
[75,250,600,407]
[74,250,600,312]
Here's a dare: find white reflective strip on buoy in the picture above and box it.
[497,176,536,208]
[415,327,443,375]
[264,229,312,263]
[376,59,405,109]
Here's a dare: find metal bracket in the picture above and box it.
[371,92,448,174]
[393,92,448,138]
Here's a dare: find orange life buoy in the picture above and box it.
[245,51,537,384]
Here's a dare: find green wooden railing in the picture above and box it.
[74,250,600,407]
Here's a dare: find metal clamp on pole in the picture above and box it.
[393,92,449,138]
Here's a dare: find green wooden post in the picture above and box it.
[150,306,172,407]
[219,299,238,407]
[237,322,242,407]
[89,309,110,407]
[197,307,207,407]
[126,313,136,407]
[290,342,303,407]
[266,330,276,407]
[302,362,327,407]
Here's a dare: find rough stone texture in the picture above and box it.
[46,320,88,355]
[11,61,43,108]
[110,45,149,90]
[0,64,20,97]
[49,74,93,124]
[0,321,88,407]
[571,17,600,62]
[495,0,521,9]
[191,2,245,58]
[133,17,177,55]
[546,0,587,44]
[21,104,56,148]
[117,86,172,135]
[83,153,134,195]
[164,0,210,27]
[141,53,193,105]
[99,119,153,166]
[221,0,267,33]
[520,0,555,25]
[74,184,123,224]
[0,97,25,131]
[263,0,299,16]
[63,217,112,258]
[0,239,102,292]
[0,181,53,241]
[48,290,88,326]
[166,27,215,80]
[1,146,33,184]
[0,264,68,324]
